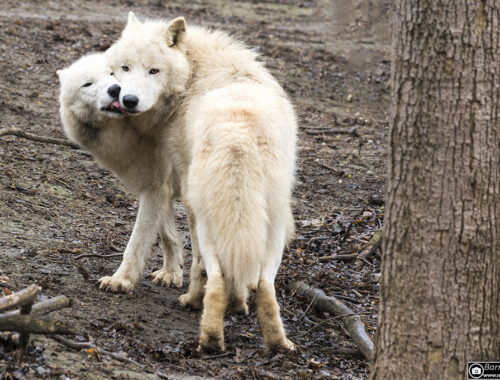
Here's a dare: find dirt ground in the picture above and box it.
[0,0,391,379]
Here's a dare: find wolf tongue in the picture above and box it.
[111,100,121,109]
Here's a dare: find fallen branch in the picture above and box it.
[289,281,374,360]
[0,127,80,149]
[0,284,41,312]
[0,314,78,335]
[74,252,123,260]
[5,295,71,317]
[51,335,144,369]
[304,126,359,137]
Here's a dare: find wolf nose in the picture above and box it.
[107,84,121,98]
[123,95,139,109]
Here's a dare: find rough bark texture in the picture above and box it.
[371,1,500,379]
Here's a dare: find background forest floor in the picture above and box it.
[0,0,391,378]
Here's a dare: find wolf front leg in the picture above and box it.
[150,199,184,288]
[98,189,165,293]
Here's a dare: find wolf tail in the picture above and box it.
[188,122,271,310]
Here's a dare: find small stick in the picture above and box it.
[319,253,358,262]
[300,293,319,320]
[51,335,144,368]
[202,352,232,360]
[0,127,80,149]
[358,228,383,260]
[0,284,41,312]
[318,162,343,176]
[304,127,359,137]
[74,252,123,260]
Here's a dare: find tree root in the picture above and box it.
[289,281,374,360]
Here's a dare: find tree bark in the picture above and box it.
[371,1,500,379]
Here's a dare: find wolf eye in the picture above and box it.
[122,65,129,72]
[110,72,114,76]
[82,82,92,87]
[149,68,159,75]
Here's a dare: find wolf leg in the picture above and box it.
[179,207,206,309]
[98,188,164,293]
[256,218,295,352]
[150,200,184,288]
[197,237,226,352]
[256,278,295,352]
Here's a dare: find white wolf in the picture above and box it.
[104,12,297,352]
[57,53,186,292]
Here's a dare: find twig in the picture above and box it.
[318,162,343,176]
[5,295,71,317]
[74,252,123,260]
[301,293,319,320]
[0,284,41,312]
[0,315,78,335]
[51,335,144,369]
[319,253,358,262]
[202,352,232,360]
[358,228,383,260]
[289,282,374,360]
[304,126,359,137]
[0,127,80,149]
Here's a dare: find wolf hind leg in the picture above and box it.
[256,217,294,352]
[197,237,227,352]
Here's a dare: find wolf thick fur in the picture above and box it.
[90,13,297,351]
[57,53,185,292]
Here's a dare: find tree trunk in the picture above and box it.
[371,1,500,379]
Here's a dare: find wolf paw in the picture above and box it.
[198,331,225,354]
[265,338,296,353]
[179,293,203,310]
[150,268,183,288]
[98,275,135,293]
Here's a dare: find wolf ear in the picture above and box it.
[166,17,186,47]
[127,12,140,25]
[56,69,65,80]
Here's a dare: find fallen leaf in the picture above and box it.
[85,348,102,361]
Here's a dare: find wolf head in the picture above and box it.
[105,12,191,116]
[57,53,125,122]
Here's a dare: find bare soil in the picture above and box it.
[0,1,391,379]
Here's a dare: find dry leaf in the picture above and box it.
[85,348,102,361]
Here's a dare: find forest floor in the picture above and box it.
[0,0,391,379]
